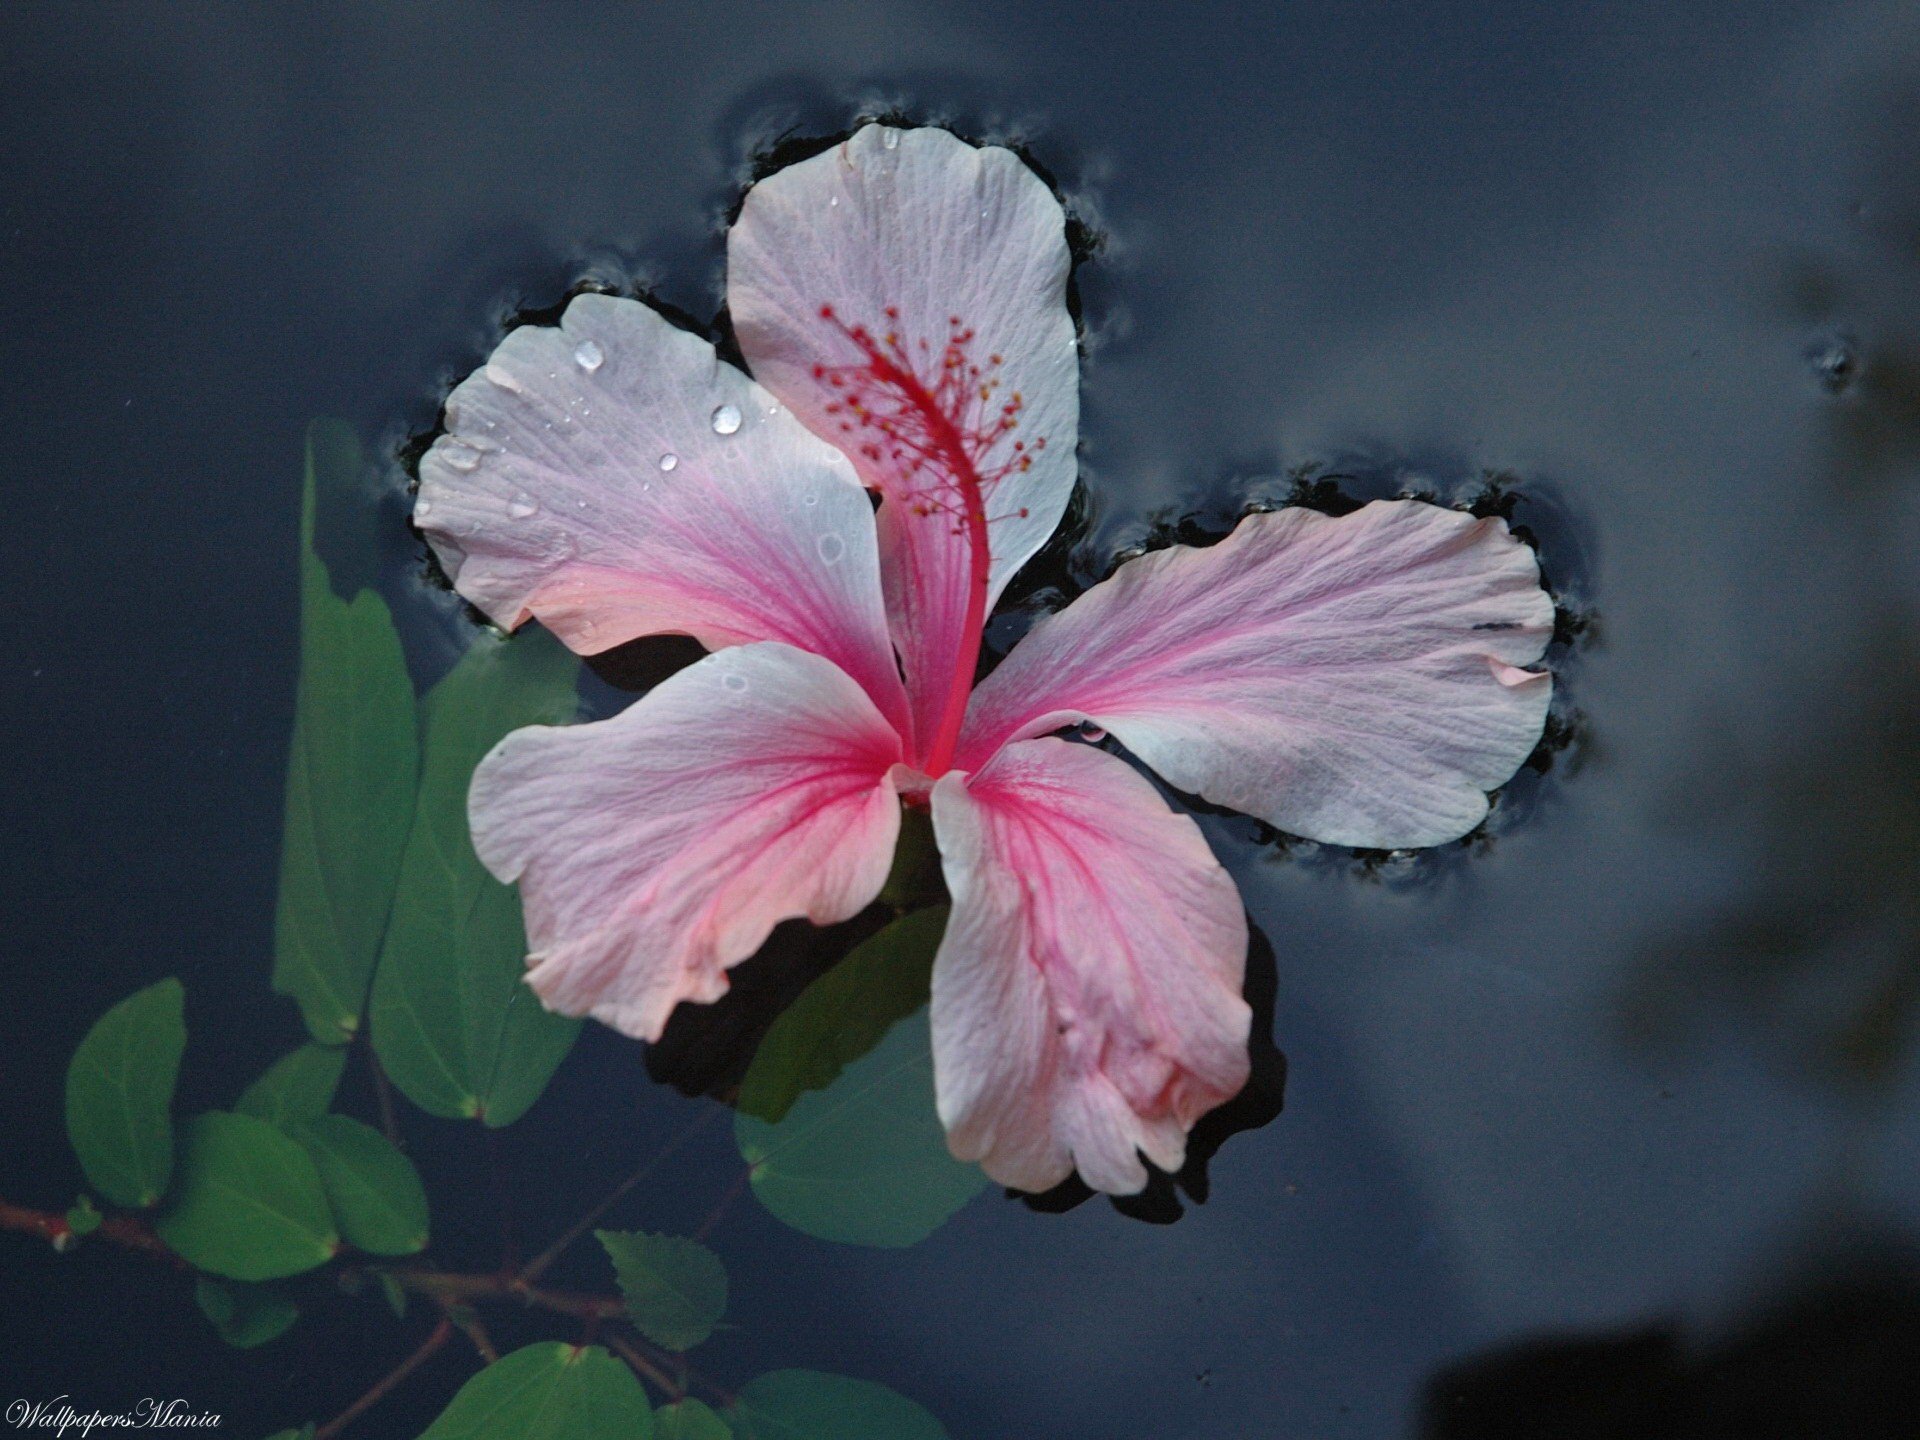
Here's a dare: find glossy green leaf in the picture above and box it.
[655,1400,731,1440]
[235,1043,347,1127]
[371,628,581,1126]
[64,977,186,1208]
[155,1112,338,1280]
[291,1114,427,1255]
[596,1230,727,1352]
[729,1371,947,1440]
[195,1276,299,1348]
[735,909,985,1247]
[418,1342,653,1439]
[273,420,419,1044]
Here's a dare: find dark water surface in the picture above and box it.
[7,2,1920,1435]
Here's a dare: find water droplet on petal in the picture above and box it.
[574,340,604,372]
[802,491,819,507]
[816,533,846,564]
[882,128,900,150]
[484,363,523,394]
[508,498,537,519]
[710,404,742,435]
[659,453,679,472]
[415,498,433,518]
[442,445,480,473]
[722,673,748,693]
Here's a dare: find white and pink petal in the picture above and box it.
[469,643,904,1042]
[416,293,908,733]
[728,124,1079,761]
[958,499,1554,850]
[928,738,1251,1195]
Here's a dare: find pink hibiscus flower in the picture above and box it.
[412,124,1554,1195]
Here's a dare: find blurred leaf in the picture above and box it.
[376,1269,408,1318]
[155,1112,338,1280]
[418,1342,653,1439]
[235,1043,347,1127]
[655,1400,731,1440]
[290,1114,427,1256]
[263,1429,314,1440]
[64,977,186,1208]
[64,1196,102,1237]
[273,420,419,1044]
[735,909,984,1247]
[195,1275,299,1348]
[596,1230,727,1352]
[371,628,581,1126]
[729,1371,947,1440]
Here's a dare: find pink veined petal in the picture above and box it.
[415,293,908,735]
[469,643,904,1042]
[957,499,1555,849]
[728,124,1079,769]
[929,738,1251,1195]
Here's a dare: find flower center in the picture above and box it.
[812,306,1045,775]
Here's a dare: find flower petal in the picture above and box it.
[470,643,903,1042]
[416,294,907,732]
[958,499,1554,849]
[929,738,1251,1194]
[728,124,1079,758]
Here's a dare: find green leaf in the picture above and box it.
[64,977,186,1208]
[263,1429,314,1440]
[735,909,985,1247]
[595,1230,727,1352]
[235,1043,348,1127]
[737,908,949,1126]
[376,1269,408,1318]
[418,1342,653,1439]
[655,1400,732,1440]
[290,1114,428,1256]
[371,628,581,1126]
[195,1276,299,1348]
[729,1371,947,1440]
[272,420,419,1044]
[155,1112,339,1280]
[65,1196,102,1237]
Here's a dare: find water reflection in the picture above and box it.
[1424,1222,1920,1439]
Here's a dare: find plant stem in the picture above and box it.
[0,1195,622,1319]
[516,1107,718,1285]
[314,1316,452,1439]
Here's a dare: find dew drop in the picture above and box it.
[573,339,604,372]
[508,498,537,519]
[829,195,840,208]
[722,673,749,693]
[484,363,523,394]
[415,498,433,518]
[659,452,679,472]
[816,533,846,564]
[711,403,742,435]
[803,491,820,507]
[442,445,480,473]
[882,128,900,150]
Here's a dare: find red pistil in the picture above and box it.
[812,305,1045,775]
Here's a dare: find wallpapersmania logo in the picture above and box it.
[6,1399,221,1436]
